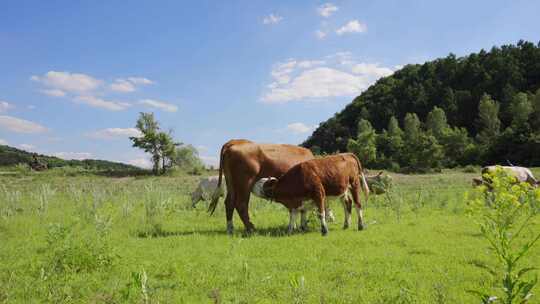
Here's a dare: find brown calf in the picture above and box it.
[253,153,369,236]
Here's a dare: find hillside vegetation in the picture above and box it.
[0,144,138,171]
[303,40,540,170]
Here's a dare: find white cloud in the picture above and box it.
[317,3,338,17]
[127,158,152,169]
[394,64,404,70]
[74,96,131,111]
[336,20,367,35]
[139,99,178,112]
[351,63,393,78]
[110,77,154,93]
[263,14,283,25]
[262,67,367,103]
[110,79,136,93]
[41,89,66,97]
[287,122,314,134]
[53,152,93,160]
[127,77,154,85]
[0,101,14,112]
[86,128,142,140]
[315,30,327,39]
[262,53,394,103]
[297,60,325,69]
[0,139,8,145]
[268,60,326,86]
[0,115,48,133]
[18,144,36,151]
[31,71,102,93]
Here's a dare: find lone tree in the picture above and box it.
[130,112,180,175]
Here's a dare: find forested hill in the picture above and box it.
[0,144,138,171]
[303,40,540,168]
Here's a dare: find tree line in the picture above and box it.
[303,40,540,169]
[347,91,539,172]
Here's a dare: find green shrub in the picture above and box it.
[40,222,116,275]
[467,167,540,303]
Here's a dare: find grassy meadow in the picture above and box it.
[1,167,540,303]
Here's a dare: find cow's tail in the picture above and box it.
[208,144,226,215]
[350,153,370,200]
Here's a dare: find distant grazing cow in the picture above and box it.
[473,165,539,188]
[209,139,316,234]
[365,171,392,194]
[252,153,369,236]
[191,176,225,208]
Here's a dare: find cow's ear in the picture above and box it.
[377,171,383,176]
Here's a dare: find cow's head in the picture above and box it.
[252,177,278,199]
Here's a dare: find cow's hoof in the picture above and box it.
[321,226,328,236]
[245,225,256,235]
[343,223,349,230]
[358,223,366,231]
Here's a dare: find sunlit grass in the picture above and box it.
[0,168,539,303]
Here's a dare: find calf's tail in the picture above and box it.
[350,153,370,200]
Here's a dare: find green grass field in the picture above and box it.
[1,168,539,303]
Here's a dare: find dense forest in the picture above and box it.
[0,144,138,171]
[303,40,540,171]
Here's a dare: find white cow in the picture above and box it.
[481,165,539,186]
[192,176,225,208]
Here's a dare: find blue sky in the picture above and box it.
[1,1,539,167]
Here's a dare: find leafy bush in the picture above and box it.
[467,167,540,303]
[41,222,116,274]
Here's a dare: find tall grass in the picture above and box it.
[0,169,539,302]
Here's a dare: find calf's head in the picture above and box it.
[252,177,278,199]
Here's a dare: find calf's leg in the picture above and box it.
[288,209,298,234]
[313,188,328,236]
[342,196,352,229]
[351,184,365,230]
[300,209,308,231]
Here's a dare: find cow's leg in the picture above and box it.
[288,209,298,234]
[224,192,235,235]
[313,188,328,236]
[300,208,308,231]
[235,184,255,233]
[351,183,365,230]
[342,196,352,229]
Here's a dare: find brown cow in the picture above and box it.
[252,153,369,236]
[209,139,315,234]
